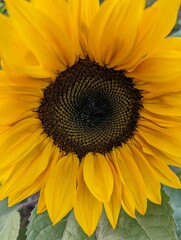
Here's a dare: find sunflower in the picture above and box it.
[0,0,181,236]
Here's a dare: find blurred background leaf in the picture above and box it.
[0,199,20,240]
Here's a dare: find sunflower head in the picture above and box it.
[0,0,181,236]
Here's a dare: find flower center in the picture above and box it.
[38,59,142,159]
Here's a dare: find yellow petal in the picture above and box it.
[44,153,79,224]
[0,137,52,196]
[74,163,102,236]
[0,118,43,169]
[83,152,113,202]
[149,37,181,54]
[0,84,42,124]
[143,92,181,116]
[162,153,181,168]
[6,0,76,77]
[139,134,181,168]
[0,102,37,125]
[37,147,63,214]
[7,144,63,205]
[107,150,136,217]
[138,122,181,157]
[0,14,53,78]
[8,173,47,205]
[136,77,181,95]
[150,0,180,42]
[146,154,181,188]
[1,70,50,89]
[111,147,147,215]
[70,0,100,57]
[32,0,72,39]
[104,162,122,228]
[129,51,181,82]
[126,0,180,68]
[0,85,42,99]
[129,141,161,204]
[88,0,145,68]
[140,109,181,128]
[121,183,136,218]
[0,139,63,205]
[135,135,181,187]
[0,70,15,86]
[0,164,14,184]
[37,186,47,214]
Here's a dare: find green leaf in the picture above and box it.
[0,1,7,15]
[0,199,20,240]
[27,191,177,240]
[97,210,150,240]
[96,190,177,240]
[0,198,19,216]
[61,212,96,240]
[26,207,68,240]
[164,187,181,239]
[26,208,96,240]
[146,0,156,7]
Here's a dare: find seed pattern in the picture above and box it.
[38,59,142,159]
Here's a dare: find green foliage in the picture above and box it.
[0,1,7,15]
[26,190,178,240]
[60,212,96,240]
[26,209,96,240]
[26,207,68,240]
[146,0,156,7]
[0,199,20,240]
[164,187,181,239]
[96,190,177,240]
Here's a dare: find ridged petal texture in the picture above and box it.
[0,0,181,237]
